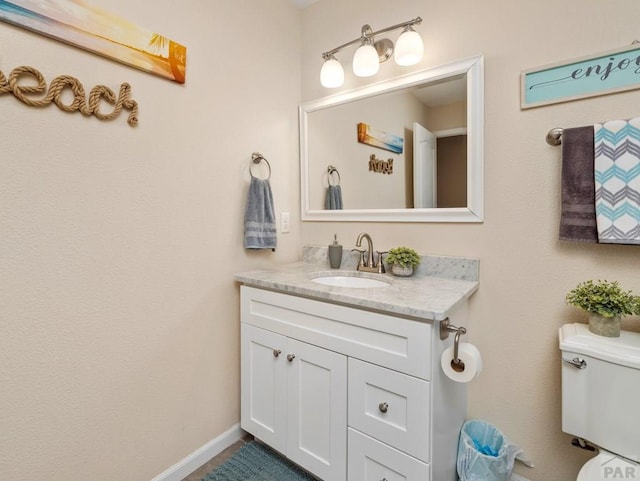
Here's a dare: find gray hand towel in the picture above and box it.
[324,185,343,210]
[244,177,277,250]
[559,126,598,243]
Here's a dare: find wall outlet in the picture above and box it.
[280,212,290,233]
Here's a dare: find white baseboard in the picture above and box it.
[150,423,245,481]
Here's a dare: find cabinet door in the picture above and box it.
[240,323,287,453]
[286,338,347,481]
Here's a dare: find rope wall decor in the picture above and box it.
[369,153,393,174]
[0,66,139,127]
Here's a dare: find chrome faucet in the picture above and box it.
[355,233,385,273]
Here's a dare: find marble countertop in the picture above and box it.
[235,259,479,321]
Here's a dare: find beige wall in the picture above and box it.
[0,1,301,481]
[301,1,640,480]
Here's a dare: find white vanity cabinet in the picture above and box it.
[240,285,467,481]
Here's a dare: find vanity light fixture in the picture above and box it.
[320,17,423,88]
[319,54,344,88]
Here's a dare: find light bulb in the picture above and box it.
[320,56,344,88]
[394,27,424,66]
[352,44,379,77]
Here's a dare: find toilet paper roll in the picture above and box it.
[440,342,483,383]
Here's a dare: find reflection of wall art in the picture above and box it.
[0,0,187,84]
[369,154,393,174]
[357,122,403,154]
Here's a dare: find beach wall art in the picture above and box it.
[0,0,187,84]
[357,122,404,154]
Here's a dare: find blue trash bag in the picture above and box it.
[456,420,525,481]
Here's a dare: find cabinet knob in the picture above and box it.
[378,402,389,413]
[287,354,296,362]
[273,349,281,358]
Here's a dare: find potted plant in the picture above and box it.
[565,280,640,337]
[385,246,421,277]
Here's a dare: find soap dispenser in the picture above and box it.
[328,234,343,269]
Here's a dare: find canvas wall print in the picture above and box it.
[357,122,404,154]
[0,0,186,83]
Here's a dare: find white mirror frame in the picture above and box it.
[300,54,484,222]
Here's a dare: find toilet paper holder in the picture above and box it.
[440,318,467,372]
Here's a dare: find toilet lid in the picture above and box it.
[578,452,639,481]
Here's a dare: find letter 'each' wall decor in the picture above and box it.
[0,65,139,126]
[521,44,640,109]
[0,0,186,84]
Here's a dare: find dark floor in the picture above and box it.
[180,435,253,481]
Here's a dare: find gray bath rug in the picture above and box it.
[202,441,317,481]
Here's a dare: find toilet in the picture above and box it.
[559,323,640,480]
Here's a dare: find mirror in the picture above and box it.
[299,54,484,222]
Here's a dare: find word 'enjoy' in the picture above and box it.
[0,65,138,127]
[571,55,640,82]
[529,48,640,92]
[369,154,393,174]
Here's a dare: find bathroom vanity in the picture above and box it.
[236,253,478,481]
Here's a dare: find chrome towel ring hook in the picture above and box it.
[327,165,341,186]
[250,152,271,180]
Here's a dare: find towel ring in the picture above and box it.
[327,165,341,186]
[250,152,271,180]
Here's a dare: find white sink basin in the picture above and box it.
[309,273,390,288]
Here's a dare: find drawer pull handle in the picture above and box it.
[378,402,389,413]
[287,354,296,362]
[273,349,281,358]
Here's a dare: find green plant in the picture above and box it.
[566,280,640,318]
[385,246,421,269]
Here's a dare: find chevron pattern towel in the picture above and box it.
[594,117,640,244]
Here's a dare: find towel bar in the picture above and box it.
[546,127,563,146]
[250,152,271,179]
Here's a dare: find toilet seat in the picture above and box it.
[577,451,640,481]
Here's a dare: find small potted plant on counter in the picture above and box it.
[385,246,421,277]
[566,279,640,337]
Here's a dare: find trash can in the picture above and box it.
[457,419,523,481]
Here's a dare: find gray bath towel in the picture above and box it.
[324,185,343,210]
[244,177,277,250]
[559,126,598,243]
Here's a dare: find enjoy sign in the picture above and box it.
[521,44,640,108]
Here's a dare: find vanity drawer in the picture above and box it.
[241,286,431,379]
[348,428,430,481]
[348,358,430,462]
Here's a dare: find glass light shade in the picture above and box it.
[352,44,379,77]
[320,57,345,88]
[394,28,424,66]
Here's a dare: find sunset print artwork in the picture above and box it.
[0,0,186,83]
[357,122,404,154]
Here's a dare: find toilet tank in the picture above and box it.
[559,323,640,460]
